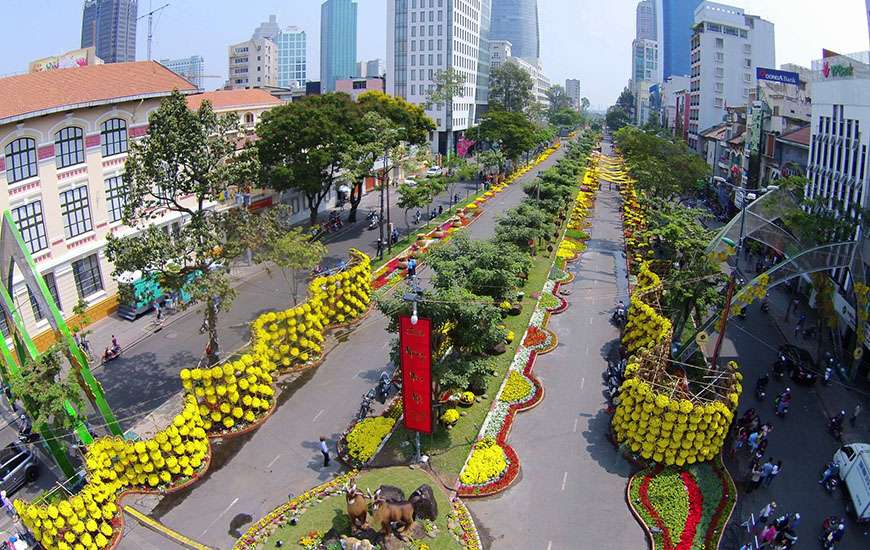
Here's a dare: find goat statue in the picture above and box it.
[370,488,415,539]
[345,482,369,531]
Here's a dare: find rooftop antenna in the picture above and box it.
[139,1,170,60]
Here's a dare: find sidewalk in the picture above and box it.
[114,146,568,549]
[467,139,643,549]
[718,260,869,548]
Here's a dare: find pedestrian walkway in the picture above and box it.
[467,140,643,549]
[115,146,569,550]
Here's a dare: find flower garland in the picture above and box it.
[449,499,482,550]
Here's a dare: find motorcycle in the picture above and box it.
[102,345,122,363]
[760,299,770,313]
[772,354,787,381]
[367,214,380,231]
[755,374,769,401]
[358,389,376,421]
[828,412,845,439]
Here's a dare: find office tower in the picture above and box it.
[387,0,486,153]
[476,0,493,121]
[687,2,775,150]
[160,55,205,89]
[565,79,581,110]
[636,0,657,41]
[321,0,358,92]
[251,16,307,89]
[227,38,278,89]
[81,0,138,63]
[490,0,540,63]
[656,0,703,80]
[357,59,385,78]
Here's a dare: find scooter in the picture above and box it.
[827,413,845,439]
[367,214,380,231]
[755,375,769,401]
[772,354,787,381]
[102,345,122,363]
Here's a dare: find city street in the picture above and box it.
[115,146,568,549]
[467,138,642,548]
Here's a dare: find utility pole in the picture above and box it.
[139,2,170,61]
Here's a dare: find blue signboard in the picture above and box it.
[756,67,800,86]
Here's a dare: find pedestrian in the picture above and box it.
[0,490,14,518]
[794,313,806,338]
[773,513,790,530]
[764,460,782,487]
[319,436,330,467]
[376,238,383,259]
[819,462,838,485]
[415,209,422,224]
[758,502,776,525]
[850,402,861,426]
[759,524,777,546]
[407,258,417,279]
[748,431,761,453]
[391,226,399,245]
[154,301,163,322]
[790,513,800,530]
[760,458,775,486]
[748,462,764,493]
[756,438,768,459]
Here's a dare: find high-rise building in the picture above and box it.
[227,38,278,89]
[687,2,775,150]
[387,0,486,153]
[357,59,385,78]
[160,55,205,89]
[565,79,582,110]
[80,0,138,63]
[866,0,870,47]
[476,0,493,122]
[637,0,657,41]
[252,16,307,89]
[656,0,703,80]
[321,0,358,92]
[491,0,540,63]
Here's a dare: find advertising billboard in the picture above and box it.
[756,67,800,86]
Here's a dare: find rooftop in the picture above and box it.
[186,89,284,111]
[0,61,196,126]
[778,125,811,147]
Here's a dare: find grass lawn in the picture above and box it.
[263,467,461,549]
[376,245,558,484]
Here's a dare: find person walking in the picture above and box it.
[748,430,761,454]
[407,258,417,279]
[376,238,384,259]
[0,490,15,518]
[319,436,330,467]
[850,402,861,427]
[760,458,775,487]
[794,313,806,338]
[154,301,163,322]
[759,524,777,546]
[748,462,764,493]
[758,502,776,525]
[764,460,782,487]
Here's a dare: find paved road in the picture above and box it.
[467,140,643,549]
[117,146,569,549]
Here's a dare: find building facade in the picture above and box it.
[357,59,385,78]
[252,16,307,90]
[687,2,775,150]
[159,56,205,89]
[336,77,387,100]
[489,40,550,109]
[656,0,702,80]
[81,0,138,64]
[637,0,657,41]
[476,0,493,123]
[321,0,358,92]
[565,79,582,110]
[227,38,278,89]
[0,62,196,342]
[387,0,486,153]
[490,0,540,63]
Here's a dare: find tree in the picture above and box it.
[494,202,552,252]
[341,111,401,223]
[426,68,466,154]
[397,180,440,228]
[545,85,574,115]
[9,346,83,433]
[474,110,538,164]
[257,93,357,225]
[606,106,631,131]
[107,91,275,363]
[580,97,591,113]
[488,62,535,114]
[427,235,531,302]
[261,228,327,305]
[478,149,506,177]
[614,126,709,199]
[549,108,582,128]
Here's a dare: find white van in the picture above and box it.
[833,443,870,521]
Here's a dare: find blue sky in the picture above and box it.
[2,0,869,109]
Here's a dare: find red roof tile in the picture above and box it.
[186,89,283,111]
[0,61,196,125]
[779,126,811,146]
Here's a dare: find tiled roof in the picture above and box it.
[186,89,284,111]
[0,61,196,125]
[778,126,811,147]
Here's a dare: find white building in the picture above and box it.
[227,37,278,90]
[357,59,385,78]
[632,38,659,125]
[387,0,486,154]
[687,1,775,151]
[661,75,690,129]
[565,79,581,110]
[489,40,550,109]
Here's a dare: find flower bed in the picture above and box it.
[449,499,482,550]
[628,459,735,550]
[459,437,509,486]
[344,416,396,466]
[499,371,533,404]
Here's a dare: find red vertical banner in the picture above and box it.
[400,315,432,434]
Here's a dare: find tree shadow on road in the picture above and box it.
[580,408,633,478]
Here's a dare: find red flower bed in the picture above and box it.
[523,326,548,347]
[677,471,703,550]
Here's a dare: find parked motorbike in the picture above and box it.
[367,214,380,231]
[828,411,846,439]
[755,374,769,401]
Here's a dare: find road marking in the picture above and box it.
[201,497,238,536]
[547,542,553,550]
[589,317,593,325]
[585,344,589,356]
[580,377,585,391]
[123,506,215,550]
[267,454,281,468]
[312,409,325,422]
[573,418,579,433]
[560,472,568,491]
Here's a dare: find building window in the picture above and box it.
[55,127,85,169]
[60,186,93,238]
[715,38,724,48]
[100,118,128,157]
[11,201,48,254]
[4,138,38,183]
[105,176,126,223]
[28,272,62,320]
[244,112,255,125]
[72,254,103,298]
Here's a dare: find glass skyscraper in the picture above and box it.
[490,0,540,63]
[658,0,702,79]
[160,55,205,89]
[276,28,307,89]
[320,0,358,92]
[81,0,138,63]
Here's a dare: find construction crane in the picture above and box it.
[138,2,170,60]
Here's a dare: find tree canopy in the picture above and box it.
[614,126,709,199]
[473,110,538,163]
[488,62,535,114]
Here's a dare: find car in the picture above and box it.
[780,344,818,386]
[426,166,443,177]
[0,442,40,496]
